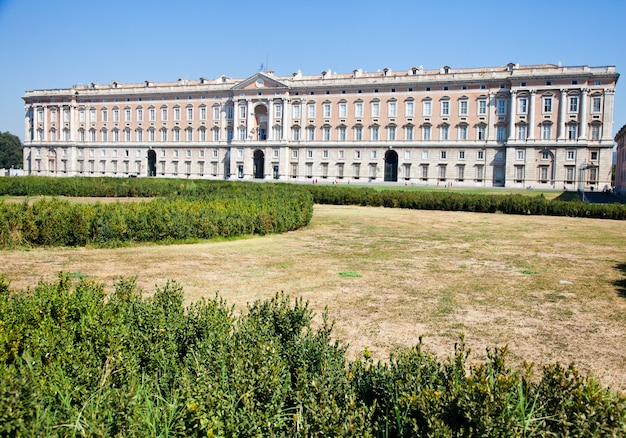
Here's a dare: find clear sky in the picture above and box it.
[1,0,625,141]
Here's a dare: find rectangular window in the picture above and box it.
[458,151,465,160]
[517,98,527,114]
[567,124,578,140]
[441,101,449,116]
[226,106,233,120]
[566,150,575,160]
[137,108,143,122]
[187,107,193,120]
[543,97,552,113]
[149,108,155,121]
[458,126,467,140]
[338,102,347,118]
[422,150,429,160]
[515,165,525,182]
[292,104,301,119]
[101,109,107,122]
[421,164,428,179]
[457,165,465,181]
[355,102,364,118]
[405,126,413,140]
[405,101,414,117]
[459,100,468,115]
[388,126,396,141]
[200,106,206,120]
[477,150,484,160]
[307,150,313,159]
[371,126,379,141]
[565,166,575,183]
[477,125,486,140]
[476,165,484,181]
[423,100,432,116]
[496,99,507,115]
[592,97,602,113]
[292,127,300,141]
[441,126,449,141]
[423,126,431,140]
[323,103,331,118]
[125,108,131,122]
[516,149,525,160]
[173,108,180,121]
[388,101,397,117]
[213,106,220,120]
[307,127,315,141]
[339,127,346,141]
[569,96,579,112]
[497,126,507,141]
[517,125,527,140]
[355,127,363,141]
[307,103,316,118]
[591,125,601,140]
[478,99,487,115]
[274,104,282,118]
[239,105,246,119]
[439,165,446,180]
[441,150,447,159]
[542,124,552,140]
[371,102,380,117]
[405,150,411,159]
[355,150,361,159]
[323,127,331,141]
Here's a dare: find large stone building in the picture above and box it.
[23,63,618,189]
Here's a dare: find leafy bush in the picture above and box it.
[0,275,624,436]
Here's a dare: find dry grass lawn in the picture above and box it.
[2,204,626,392]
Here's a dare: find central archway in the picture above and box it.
[384,149,398,182]
[253,150,265,179]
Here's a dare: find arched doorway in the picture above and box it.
[253,150,265,179]
[253,105,268,141]
[147,149,156,176]
[384,150,398,182]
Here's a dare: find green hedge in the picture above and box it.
[304,185,626,219]
[0,184,313,248]
[0,275,624,436]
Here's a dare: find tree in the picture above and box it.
[0,131,23,169]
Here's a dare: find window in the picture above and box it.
[458,125,467,140]
[307,150,313,159]
[274,104,282,118]
[405,126,414,140]
[200,106,206,120]
[187,128,193,142]
[590,151,598,161]
[338,102,347,118]
[441,100,449,116]
[239,105,246,119]
[515,165,525,182]
[273,125,282,140]
[496,99,507,115]
[405,101,414,117]
[371,101,380,117]
[125,108,131,122]
[478,99,487,115]
[137,129,143,142]
[213,106,220,120]
[355,126,363,141]
[199,128,206,142]
[307,126,315,141]
[458,151,465,160]
[539,166,549,182]
[187,106,193,120]
[339,150,345,159]
[388,126,396,140]
[477,150,484,160]
[292,104,301,119]
[517,98,527,114]
[173,129,180,142]
[137,107,143,122]
[517,125,527,140]
[541,151,550,160]
[292,127,300,141]
[405,150,411,159]
[543,97,552,113]
[161,129,167,142]
[440,151,447,159]
[459,100,468,115]
[516,149,525,160]
[439,165,446,180]
[423,100,432,116]
[149,107,155,121]
[371,126,379,141]
[125,128,131,142]
[388,101,397,117]
[567,124,578,140]
[323,102,331,118]
[354,150,361,159]
[476,165,484,181]
[149,129,155,142]
[477,125,486,140]
[226,106,233,120]
[102,109,108,122]
[422,150,429,160]
[569,96,579,113]
[592,97,602,113]
[497,126,507,141]
[457,165,465,181]
[591,125,601,140]
[90,108,96,122]
[355,103,363,118]
[339,126,347,141]
[421,164,428,180]
[307,103,316,118]
[565,166,575,183]
[323,126,331,141]
[423,125,431,140]
[542,124,552,140]
[441,125,449,141]
[566,150,575,161]
[371,150,377,159]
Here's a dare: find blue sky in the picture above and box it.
[1,0,625,141]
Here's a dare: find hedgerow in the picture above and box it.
[0,183,313,248]
[304,185,626,219]
[0,275,624,436]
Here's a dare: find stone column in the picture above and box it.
[602,88,616,142]
[579,88,588,140]
[528,90,536,140]
[507,90,517,142]
[558,89,567,141]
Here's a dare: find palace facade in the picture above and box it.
[23,63,618,189]
[615,123,626,195]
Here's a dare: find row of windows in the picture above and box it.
[34,121,603,144]
[35,94,604,125]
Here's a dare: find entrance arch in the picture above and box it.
[147,149,156,176]
[253,104,268,141]
[253,149,265,179]
[384,149,398,182]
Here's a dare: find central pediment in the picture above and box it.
[232,73,288,91]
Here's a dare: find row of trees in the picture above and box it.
[0,131,22,169]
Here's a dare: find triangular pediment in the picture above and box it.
[232,73,288,91]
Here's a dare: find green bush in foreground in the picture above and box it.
[0,274,624,437]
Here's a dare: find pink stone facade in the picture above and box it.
[23,63,618,189]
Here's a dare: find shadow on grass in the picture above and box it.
[554,191,582,202]
[614,263,626,298]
